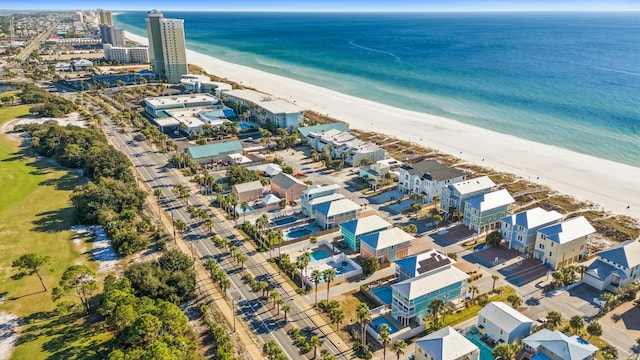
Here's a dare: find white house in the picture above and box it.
[501,207,563,255]
[462,189,515,234]
[583,240,640,291]
[415,326,479,360]
[315,198,361,230]
[300,184,342,217]
[440,176,495,215]
[397,160,466,202]
[477,302,533,344]
[533,216,595,270]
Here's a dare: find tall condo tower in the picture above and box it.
[97,9,114,25]
[146,10,188,83]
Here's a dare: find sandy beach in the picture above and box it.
[125,31,640,219]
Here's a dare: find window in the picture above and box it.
[482,317,486,324]
[549,252,553,257]
[539,244,544,249]
[500,329,504,335]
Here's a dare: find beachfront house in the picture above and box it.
[360,227,414,264]
[340,215,391,252]
[397,160,466,202]
[501,207,564,255]
[186,141,243,165]
[522,329,598,360]
[533,216,596,270]
[391,264,469,327]
[359,162,391,190]
[269,172,308,203]
[395,249,455,282]
[298,122,350,145]
[315,198,361,230]
[222,89,303,129]
[463,189,515,234]
[477,302,533,344]
[414,326,480,360]
[583,240,640,291]
[440,176,495,216]
[300,184,343,217]
[305,128,388,166]
[246,163,283,177]
[232,180,264,203]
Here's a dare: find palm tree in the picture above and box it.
[323,268,336,301]
[237,254,248,270]
[600,345,618,360]
[468,285,479,300]
[330,308,345,330]
[302,251,312,275]
[356,303,372,348]
[311,269,323,308]
[391,340,407,360]
[275,298,283,315]
[240,201,249,223]
[153,188,163,218]
[270,290,280,309]
[296,255,309,289]
[491,274,500,291]
[492,343,520,360]
[428,299,445,325]
[378,323,391,360]
[309,335,323,359]
[546,311,562,329]
[432,195,440,210]
[281,304,290,322]
[507,294,522,308]
[586,321,602,339]
[570,315,584,335]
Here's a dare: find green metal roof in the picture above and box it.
[187,141,243,160]
[297,122,349,138]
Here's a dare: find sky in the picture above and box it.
[2,0,639,12]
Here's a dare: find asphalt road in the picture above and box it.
[101,116,351,359]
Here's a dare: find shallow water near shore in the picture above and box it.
[115,11,640,167]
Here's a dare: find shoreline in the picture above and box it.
[124,31,640,220]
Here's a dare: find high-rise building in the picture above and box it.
[146,10,188,83]
[98,9,113,26]
[100,24,125,47]
[104,44,149,64]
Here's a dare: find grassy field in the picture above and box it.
[0,105,110,359]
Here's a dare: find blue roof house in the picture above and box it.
[340,215,391,252]
[583,240,640,291]
[501,207,563,255]
[395,249,454,282]
[522,329,598,360]
[463,189,515,234]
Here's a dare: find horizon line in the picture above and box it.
[3,8,640,13]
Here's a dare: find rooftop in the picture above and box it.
[246,163,283,177]
[465,189,515,211]
[538,216,596,244]
[316,198,361,217]
[187,141,243,160]
[392,265,469,300]
[222,89,304,114]
[523,329,598,360]
[401,160,466,182]
[303,183,341,197]
[270,172,306,191]
[395,249,454,278]
[415,326,479,360]
[449,176,496,195]
[478,302,533,332]
[297,123,349,138]
[340,215,391,236]
[232,180,264,194]
[595,240,640,269]
[144,93,221,108]
[501,207,564,229]
[307,193,345,206]
[361,227,414,251]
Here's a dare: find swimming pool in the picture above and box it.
[236,204,254,214]
[236,121,259,131]
[371,317,399,334]
[371,286,393,305]
[270,216,298,227]
[286,227,313,239]
[309,249,331,262]
[465,332,494,360]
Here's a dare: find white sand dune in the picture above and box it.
[126,31,640,219]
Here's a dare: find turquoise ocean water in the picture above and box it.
[115,12,640,167]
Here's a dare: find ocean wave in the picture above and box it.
[347,40,402,63]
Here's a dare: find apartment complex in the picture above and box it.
[146,10,188,83]
[104,44,149,63]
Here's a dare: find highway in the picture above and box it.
[15,20,60,63]
[100,115,351,359]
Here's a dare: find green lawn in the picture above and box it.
[0,105,110,358]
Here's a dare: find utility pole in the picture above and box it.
[171,212,176,241]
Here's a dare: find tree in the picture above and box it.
[546,311,562,329]
[491,274,500,291]
[428,299,445,325]
[356,303,372,348]
[330,307,345,330]
[507,294,522,309]
[11,253,51,292]
[281,304,290,322]
[240,201,249,223]
[492,343,520,360]
[310,335,323,359]
[153,189,163,218]
[311,269,323,308]
[379,323,391,360]
[52,265,97,313]
[600,345,618,360]
[586,321,602,339]
[486,230,503,246]
[296,254,310,289]
[569,315,584,335]
[323,268,336,301]
[391,340,407,360]
[468,285,479,300]
[363,257,380,276]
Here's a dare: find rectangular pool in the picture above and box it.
[285,227,313,240]
[465,332,494,360]
[371,317,399,334]
[270,216,298,227]
[310,249,331,262]
[371,286,393,305]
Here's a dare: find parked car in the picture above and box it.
[592,297,606,307]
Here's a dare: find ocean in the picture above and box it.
[114,12,640,167]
